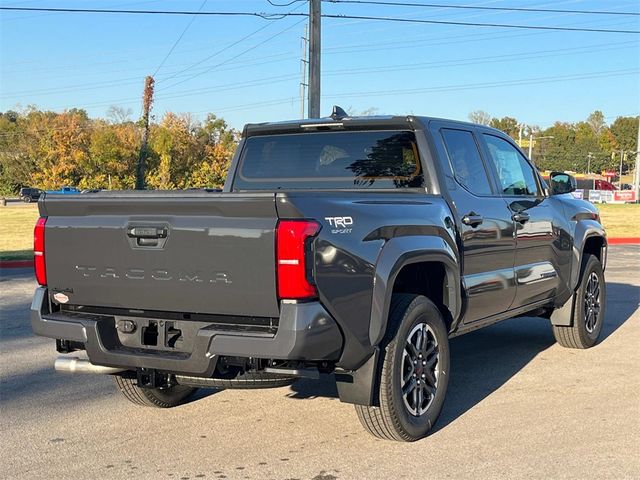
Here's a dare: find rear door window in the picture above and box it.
[440,128,493,196]
[233,130,424,190]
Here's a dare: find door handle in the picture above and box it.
[127,226,168,239]
[512,212,530,224]
[127,226,168,247]
[461,213,484,227]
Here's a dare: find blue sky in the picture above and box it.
[1,0,639,130]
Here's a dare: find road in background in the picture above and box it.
[1,246,638,480]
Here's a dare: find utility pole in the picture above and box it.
[634,117,640,195]
[136,76,154,190]
[308,0,321,118]
[518,124,524,146]
[299,24,309,119]
[619,148,624,188]
[587,152,592,174]
[528,133,534,164]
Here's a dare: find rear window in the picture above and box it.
[233,130,424,190]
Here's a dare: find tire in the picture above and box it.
[113,374,197,408]
[552,254,605,349]
[23,196,31,203]
[176,370,295,389]
[355,294,450,442]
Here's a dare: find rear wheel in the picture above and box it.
[23,196,31,203]
[552,254,605,349]
[113,374,196,408]
[355,294,450,442]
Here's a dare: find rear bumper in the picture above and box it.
[31,288,343,376]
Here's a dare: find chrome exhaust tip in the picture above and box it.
[54,356,126,375]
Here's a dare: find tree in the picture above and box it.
[190,114,238,188]
[31,109,91,189]
[490,116,519,139]
[468,110,491,126]
[106,106,133,124]
[610,116,638,152]
[586,110,606,137]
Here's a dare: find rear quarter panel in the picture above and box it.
[276,191,457,369]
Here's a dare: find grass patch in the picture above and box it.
[0,205,39,261]
[0,202,637,263]
[596,204,640,238]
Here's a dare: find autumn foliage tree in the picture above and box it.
[0,107,637,195]
[0,107,238,195]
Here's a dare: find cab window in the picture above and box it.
[483,134,540,196]
[441,129,492,196]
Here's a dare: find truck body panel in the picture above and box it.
[41,192,281,318]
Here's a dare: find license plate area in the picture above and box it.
[116,317,201,353]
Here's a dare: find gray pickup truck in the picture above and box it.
[31,109,606,441]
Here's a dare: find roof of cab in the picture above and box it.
[242,114,506,137]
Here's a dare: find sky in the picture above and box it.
[1,0,639,130]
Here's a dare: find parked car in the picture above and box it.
[30,109,607,441]
[576,178,617,191]
[45,186,80,195]
[19,187,41,203]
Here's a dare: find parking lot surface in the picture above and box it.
[1,246,638,480]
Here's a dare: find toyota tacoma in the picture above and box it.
[31,108,606,441]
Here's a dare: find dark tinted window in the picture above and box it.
[441,129,492,196]
[234,131,424,190]
[483,134,540,196]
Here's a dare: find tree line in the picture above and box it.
[0,106,237,195]
[469,110,638,176]
[0,106,637,195]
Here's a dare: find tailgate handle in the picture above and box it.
[127,226,168,247]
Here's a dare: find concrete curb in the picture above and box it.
[608,238,640,245]
[0,260,34,269]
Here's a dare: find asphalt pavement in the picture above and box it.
[1,246,638,480]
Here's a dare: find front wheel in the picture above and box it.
[552,254,605,349]
[355,294,450,442]
[113,374,197,408]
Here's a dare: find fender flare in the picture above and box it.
[368,235,461,346]
[570,220,607,291]
[551,220,606,327]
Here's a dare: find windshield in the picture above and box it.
[233,130,424,190]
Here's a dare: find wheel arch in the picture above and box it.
[551,222,606,327]
[369,236,461,347]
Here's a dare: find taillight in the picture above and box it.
[34,217,47,286]
[276,219,321,300]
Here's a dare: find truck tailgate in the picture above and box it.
[40,192,280,318]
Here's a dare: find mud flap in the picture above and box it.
[550,293,575,326]
[335,348,379,406]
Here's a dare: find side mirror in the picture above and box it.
[549,171,576,195]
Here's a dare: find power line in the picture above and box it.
[321,14,640,34]
[156,22,274,85]
[4,40,634,104]
[152,0,208,77]
[322,0,640,17]
[326,69,640,100]
[158,18,307,92]
[0,6,301,20]
[2,6,638,33]
[156,0,308,88]
[266,0,306,6]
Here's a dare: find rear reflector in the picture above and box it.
[34,217,47,286]
[276,220,320,300]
